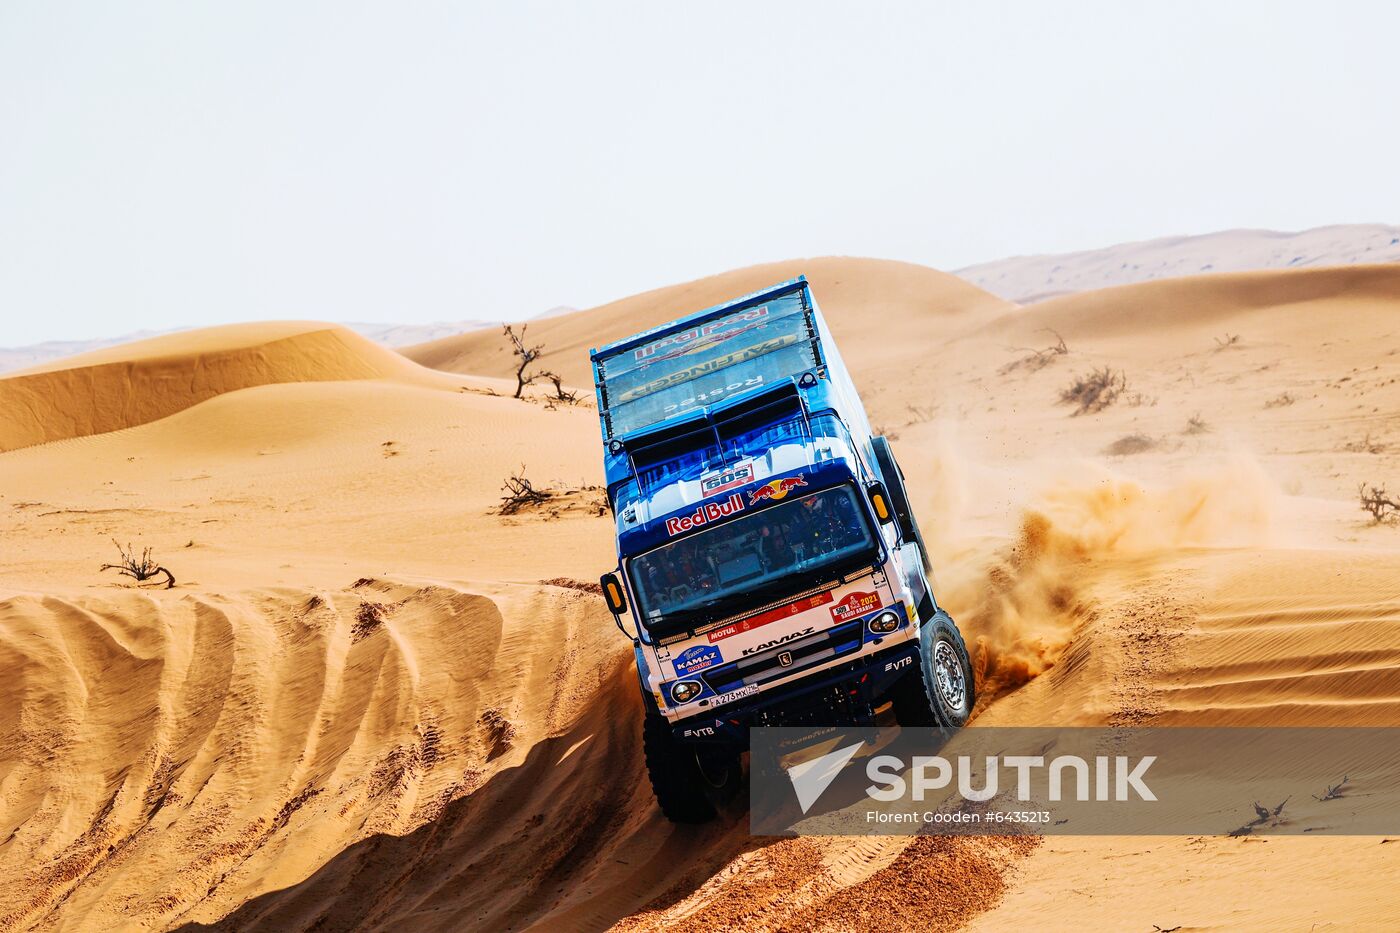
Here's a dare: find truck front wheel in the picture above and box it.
[642,713,740,823]
[919,611,975,728]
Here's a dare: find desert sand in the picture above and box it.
[3,255,1400,931]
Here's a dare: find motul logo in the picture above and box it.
[665,493,745,537]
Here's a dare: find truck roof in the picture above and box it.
[590,275,808,362]
[589,277,823,442]
[589,277,880,560]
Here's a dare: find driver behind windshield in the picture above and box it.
[788,489,857,554]
[757,524,795,570]
[641,538,719,605]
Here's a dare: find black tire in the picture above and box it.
[889,665,938,727]
[870,436,932,574]
[918,611,975,729]
[643,713,741,824]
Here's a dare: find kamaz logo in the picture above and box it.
[742,627,815,657]
[884,657,913,673]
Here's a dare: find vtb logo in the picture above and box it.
[749,474,807,504]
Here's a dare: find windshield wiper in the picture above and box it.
[644,595,730,636]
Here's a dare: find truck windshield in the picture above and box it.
[628,485,879,634]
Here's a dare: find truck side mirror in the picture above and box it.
[600,572,642,643]
[866,482,895,525]
[600,572,629,615]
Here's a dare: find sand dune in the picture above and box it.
[3,254,1400,930]
[0,320,529,377]
[0,323,491,453]
[977,262,1400,345]
[402,257,1011,386]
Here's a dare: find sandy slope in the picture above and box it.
[3,257,1400,931]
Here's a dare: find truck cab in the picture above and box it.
[591,277,973,822]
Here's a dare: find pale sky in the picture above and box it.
[2,1,1398,345]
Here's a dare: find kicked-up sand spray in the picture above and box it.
[928,450,1284,703]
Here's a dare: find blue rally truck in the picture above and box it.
[592,277,974,823]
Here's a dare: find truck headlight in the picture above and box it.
[868,610,899,634]
[670,680,702,704]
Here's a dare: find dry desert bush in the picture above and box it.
[1105,433,1156,456]
[500,466,553,515]
[503,325,581,405]
[1000,329,1069,374]
[542,372,579,406]
[99,539,175,589]
[1358,483,1400,524]
[1313,774,1350,802]
[1343,432,1386,454]
[1059,366,1126,415]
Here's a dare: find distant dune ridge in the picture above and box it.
[957,223,1400,303]
[3,242,1400,930]
[6,223,1395,375]
[0,317,574,376]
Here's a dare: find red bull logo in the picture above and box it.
[665,493,745,537]
[748,474,807,504]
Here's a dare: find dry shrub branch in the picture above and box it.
[504,324,546,399]
[100,539,175,589]
[500,466,553,515]
[540,372,579,406]
[1000,329,1069,374]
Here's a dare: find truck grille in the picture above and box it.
[701,619,865,695]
